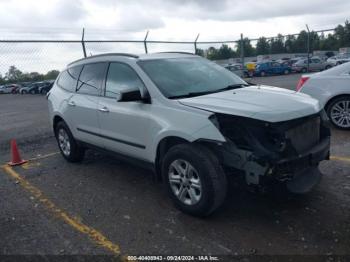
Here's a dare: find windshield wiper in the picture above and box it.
[168,83,249,99]
[215,83,249,92]
[168,91,215,99]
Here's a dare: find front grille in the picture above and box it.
[286,116,320,153]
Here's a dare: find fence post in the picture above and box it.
[81,28,87,58]
[194,33,200,54]
[240,33,244,66]
[144,30,149,54]
[306,24,310,72]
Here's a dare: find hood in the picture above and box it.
[179,85,321,122]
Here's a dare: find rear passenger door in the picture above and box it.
[67,62,108,145]
[97,62,151,161]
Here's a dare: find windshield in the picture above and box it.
[138,57,247,99]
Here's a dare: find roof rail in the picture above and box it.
[156,51,195,55]
[68,53,139,66]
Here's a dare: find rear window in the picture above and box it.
[57,65,82,92]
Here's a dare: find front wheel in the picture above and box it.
[260,71,266,77]
[284,69,290,75]
[161,144,227,217]
[327,96,350,130]
[55,121,85,162]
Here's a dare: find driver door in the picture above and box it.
[97,62,151,161]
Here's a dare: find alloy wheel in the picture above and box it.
[330,100,350,128]
[168,159,202,205]
[58,128,71,156]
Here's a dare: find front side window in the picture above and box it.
[77,63,107,96]
[138,57,247,99]
[105,63,144,98]
[57,65,82,92]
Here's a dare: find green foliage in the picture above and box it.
[206,44,236,60]
[0,66,59,85]
[204,20,350,60]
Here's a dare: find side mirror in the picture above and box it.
[116,87,146,102]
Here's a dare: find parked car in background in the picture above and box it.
[327,54,350,66]
[19,83,35,94]
[224,63,246,78]
[28,82,48,94]
[0,85,13,94]
[38,80,55,94]
[8,84,21,94]
[48,52,330,216]
[292,58,332,73]
[297,62,350,129]
[281,57,303,67]
[254,61,291,76]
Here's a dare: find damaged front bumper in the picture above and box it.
[206,111,331,192]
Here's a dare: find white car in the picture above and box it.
[297,62,350,129]
[48,53,330,216]
[327,55,350,66]
[0,85,13,94]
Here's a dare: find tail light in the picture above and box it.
[296,76,309,91]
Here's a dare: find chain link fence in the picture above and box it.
[0,27,340,83]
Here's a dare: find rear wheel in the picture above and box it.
[301,67,307,73]
[161,144,227,217]
[284,69,290,75]
[327,96,350,130]
[55,121,85,162]
[260,71,266,77]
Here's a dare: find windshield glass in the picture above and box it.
[138,57,247,98]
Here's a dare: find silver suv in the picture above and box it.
[48,53,330,216]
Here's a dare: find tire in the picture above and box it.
[55,121,85,162]
[301,67,307,73]
[326,96,350,130]
[21,90,27,94]
[325,65,331,70]
[284,69,289,75]
[161,143,227,217]
[30,90,36,94]
[260,71,266,77]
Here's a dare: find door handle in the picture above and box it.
[68,101,76,106]
[98,106,109,113]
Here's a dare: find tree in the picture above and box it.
[217,44,236,59]
[256,37,270,55]
[294,30,308,53]
[285,35,296,53]
[5,66,23,82]
[236,38,256,57]
[270,34,285,54]
[44,70,60,80]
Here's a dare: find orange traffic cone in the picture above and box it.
[8,139,27,166]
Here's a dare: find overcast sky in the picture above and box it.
[0,0,348,74]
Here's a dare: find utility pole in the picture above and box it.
[144,30,149,54]
[240,33,244,66]
[194,33,200,54]
[81,28,87,58]
[306,24,310,72]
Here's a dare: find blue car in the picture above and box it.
[254,61,291,77]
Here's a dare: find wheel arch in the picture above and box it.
[154,136,190,181]
[324,94,350,112]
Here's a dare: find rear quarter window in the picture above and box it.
[76,63,108,96]
[57,65,83,92]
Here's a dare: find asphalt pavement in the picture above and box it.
[1,74,349,261]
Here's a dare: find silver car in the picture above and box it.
[292,58,332,73]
